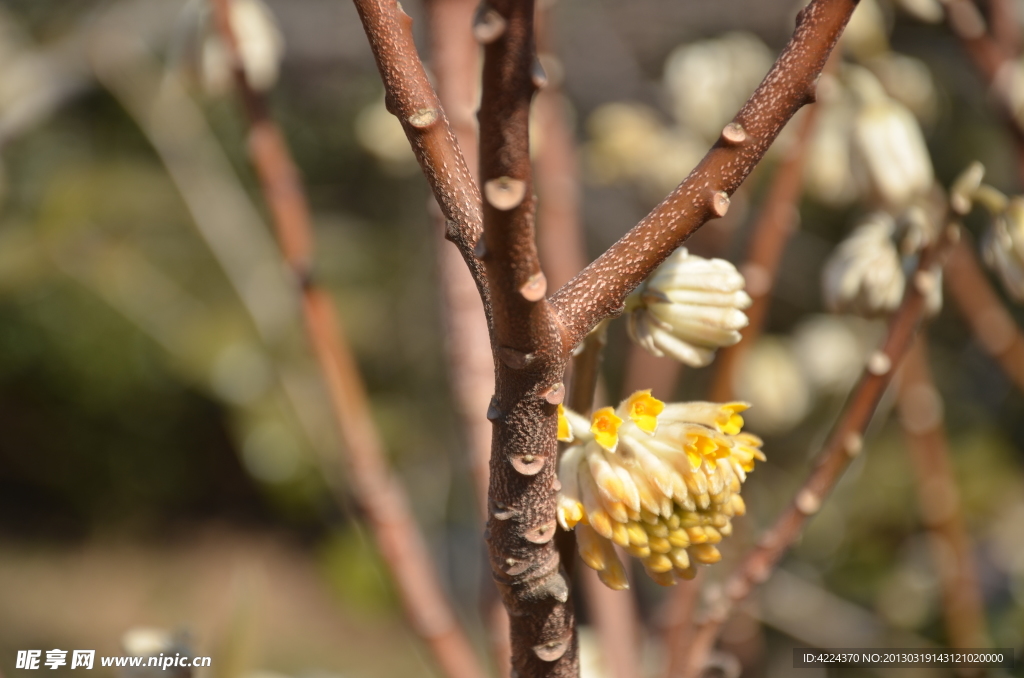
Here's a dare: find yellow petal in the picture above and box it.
[591,407,624,451]
[691,543,722,564]
[716,402,750,435]
[623,389,665,434]
[557,404,574,442]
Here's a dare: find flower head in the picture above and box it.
[627,248,752,367]
[823,212,906,317]
[557,392,765,588]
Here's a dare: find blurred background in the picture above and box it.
[0,0,1021,677]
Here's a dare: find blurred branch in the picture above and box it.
[207,4,486,678]
[945,237,1024,393]
[675,223,960,678]
[422,0,509,674]
[944,0,1024,180]
[89,39,337,462]
[548,0,858,347]
[898,337,990,650]
[708,102,821,403]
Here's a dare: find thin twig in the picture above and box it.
[208,4,484,678]
[897,337,990,650]
[944,0,1024,180]
[676,223,960,678]
[548,0,858,347]
[945,237,1024,393]
[708,101,822,403]
[351,0,491,320]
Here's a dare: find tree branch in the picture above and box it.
[351,0,491,320]
[209,4,485,678]
[675,222,960,678]
[898,337,990,649]
[548,0,857,347]
[945,237,1024,393]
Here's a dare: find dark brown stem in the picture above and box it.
[708,99,821,403]
[898,338,990,650]
[476,3,579,677]
[350,0,491,319]
[945,237,1024,393]
[676,223,960,678]
[210,4,484,678]
[548,0,858,347]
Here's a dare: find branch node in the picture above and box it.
[795,489,822,516]
[720,122,747,145]
[497,346,537,369]
[511,453,546,476]
[473,3,507,44]
[805,75,820,104]
[505,558,531,576]
[540,381,565,405]
[520,271,548,301]
[473,237,488,259]
[538,571,570,602]
[408,107,439,129]
[867,351,892,376]
[913,269,938,297]
[531,58,549,89]
[551,477,562,493]
[492,499,520,520]
[711,191,731,218]
[484,176,528,211]
[532,635,572,662]
[523,519,558,543]
[843,431,864,457]
[487,397,503,421]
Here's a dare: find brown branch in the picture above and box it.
[945,237,1024,392]
[898,337,990,650]
[350,0,491,319]
[708,101,821,403]
[675,223,960,678]
[209,5,484,678]
[548,0,858,348]
[423,1,512,674]
[945,0,1024,181]
[474,2,581,677]
[986,0,1021,55]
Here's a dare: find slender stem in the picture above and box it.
[708,101,821,403]
[987,0,1021,56]
[548,0,858,348]
[945,237,1024,393]
[676,223,960,678]
[898,338,990,650]
[209,5,484,678]
[350,0,491,320]
[945,0,1024,181]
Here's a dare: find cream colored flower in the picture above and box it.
[557,392,764,588]
[848,66,934,210]
[201,0,284,94]
[664,32,773,140]
[823,213,906,316]
[627,248,752,367]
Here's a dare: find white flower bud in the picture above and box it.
[823,213,906,316]
[848,66,934,209]
[893,0,945,23]
[201,0,284,95]
[627,248,752,367]
[982,197,1024,302]
[664,32,772,140]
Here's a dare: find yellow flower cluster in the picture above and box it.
[556,391,764,589]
